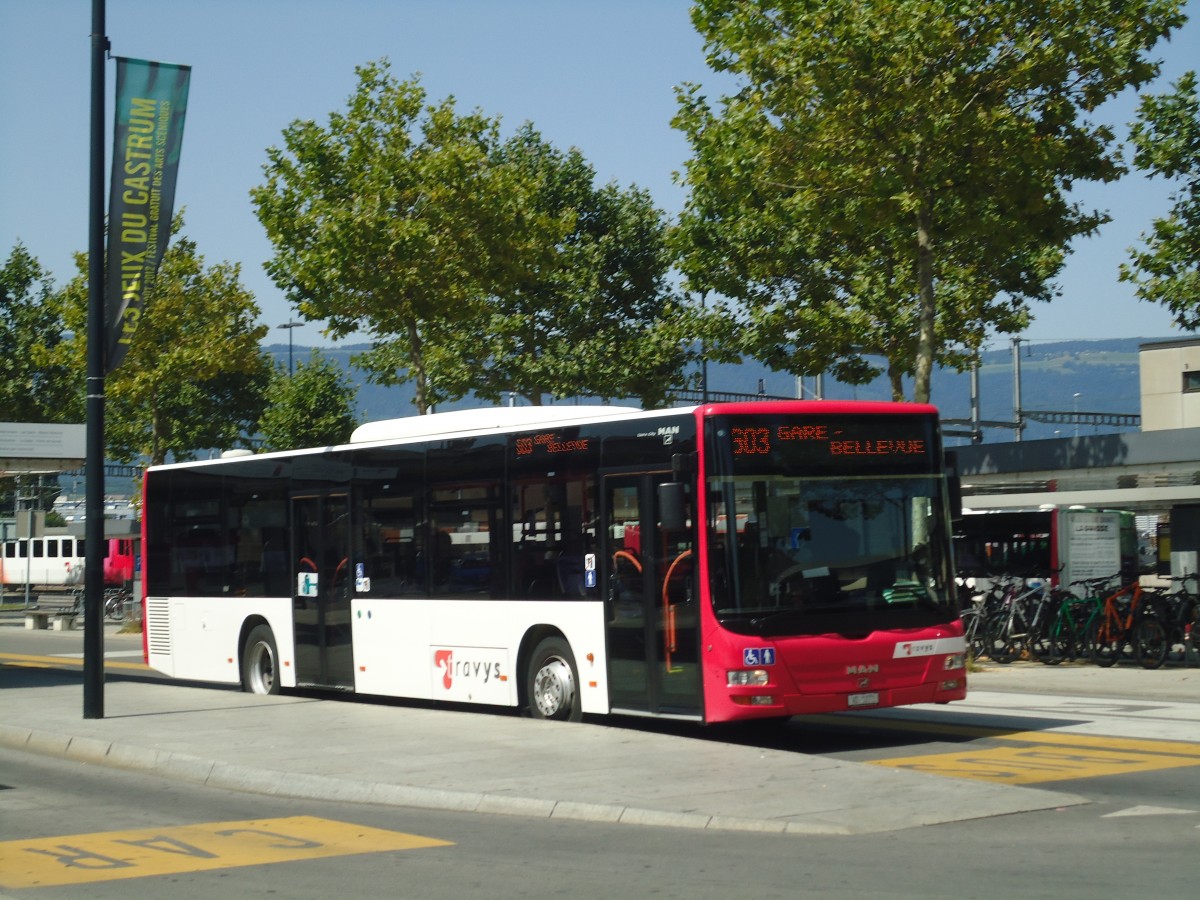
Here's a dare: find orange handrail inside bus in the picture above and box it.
[613,549,642,573]
[662,549,693,674]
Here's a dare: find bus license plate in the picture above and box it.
[848,692,879,708]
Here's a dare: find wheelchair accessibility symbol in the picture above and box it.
[743,648,776,666]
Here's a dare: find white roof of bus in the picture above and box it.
[149,405,692,472]
[349,405,647,444]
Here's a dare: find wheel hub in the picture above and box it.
[249,642,275,693]
[533,657,575,718]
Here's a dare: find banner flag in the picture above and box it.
[105,57,191,374]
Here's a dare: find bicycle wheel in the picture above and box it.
[1071,601,1103,663]
[1087,618,1123,667]
[961,609,988,661]
[1027,619,1054,663]
[1043,614,1069,666]
[1133,618,1168,670]
[103,590,127,622]
[985,618,1021,664]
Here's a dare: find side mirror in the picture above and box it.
[944,450,963,522]
[658,482,687,531]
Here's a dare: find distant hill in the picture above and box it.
[264,337,1178,443]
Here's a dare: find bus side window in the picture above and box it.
[512,475,595,600]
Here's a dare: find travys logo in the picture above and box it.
[434,649,504,690]
[891,636,964,659]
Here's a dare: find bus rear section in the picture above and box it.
[698,404,967,721]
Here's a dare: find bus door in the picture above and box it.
[602,472,700,717]
[291,492,355,690]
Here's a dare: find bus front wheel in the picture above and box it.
[242,625,280,695]
[527,637,581,722]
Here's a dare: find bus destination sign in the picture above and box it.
[719,414,938,474]
[731,425,926,458]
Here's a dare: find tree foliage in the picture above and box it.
[427,125,695,408]
[1122,71,1200,327]
[674,0,1185,402]
[1,243,74,422]
[253,60,560,414]
[254,61,696,413]
[47,219,272,465]
[257,351,358,452]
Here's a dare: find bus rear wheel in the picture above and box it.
[527,637,581,722]
[241,625,280,695]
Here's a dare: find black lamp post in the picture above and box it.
[278,319,301,375]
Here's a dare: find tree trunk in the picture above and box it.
[913,201,936,405]
[407,322,430,414]
[887,360,905,402]
[150,395,165,467]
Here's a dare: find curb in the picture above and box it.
[0,723,852,837]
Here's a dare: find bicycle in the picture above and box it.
[103,587,130,623]
[1045,577,1108,665]
[1132,574,1199,670]
[959,577,1008,661]
[984,576,1059,664]
[1087,576,1156,667]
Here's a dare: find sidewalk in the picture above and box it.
[3,623,1196,836]
[968,657,1200,701]
[0,668,1094,837]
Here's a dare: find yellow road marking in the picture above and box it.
[872,744,1200,785]
[0,816,453,889]
[0,651,149,672]
[993,730,1200,758]
[815,711,1200,784]
[814,712,1200,755]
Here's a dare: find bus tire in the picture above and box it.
[241,624,281,695]
[526,636,581,722]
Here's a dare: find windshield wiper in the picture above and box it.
[746,609,808,633]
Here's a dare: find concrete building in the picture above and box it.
[1140,337,1200,431]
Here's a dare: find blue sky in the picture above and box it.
[2,0,1197,354]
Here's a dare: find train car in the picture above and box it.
[0,536,135,592]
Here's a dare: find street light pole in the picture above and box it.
[84,0,108,719]
[278,320,301,375]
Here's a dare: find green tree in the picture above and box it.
[0,243,74,422]
[426,125,696,408]
[257,350,358,451]
[253,60,562,414]
[1121,71,1200,326]
[674,0,1185,402]
[47,221,272,465]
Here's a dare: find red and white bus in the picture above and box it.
[140,401,966,723]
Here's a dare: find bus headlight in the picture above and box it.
[944,653,965,670]
[727,669,770,687]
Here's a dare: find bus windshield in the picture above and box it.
[705,414,958,636]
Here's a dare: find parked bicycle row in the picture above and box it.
[959,572,1200,669]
